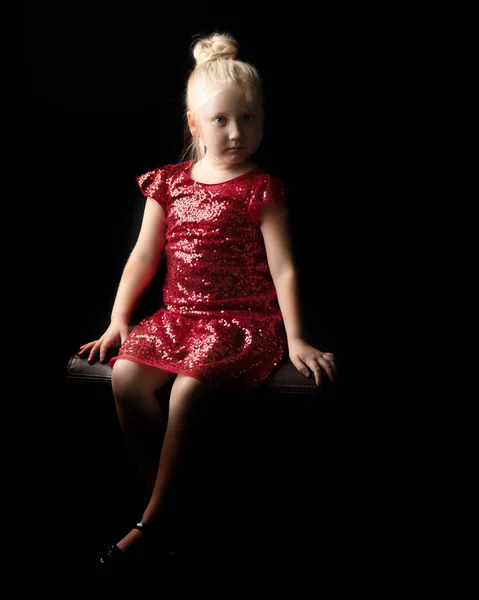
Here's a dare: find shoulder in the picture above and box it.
[136,161,192,198]
[250,169,287,202]
[247,169,287,225]
[137,161,190,186]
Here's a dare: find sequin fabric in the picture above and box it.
[110,160,287,392]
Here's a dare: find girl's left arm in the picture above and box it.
[260,205,336,386]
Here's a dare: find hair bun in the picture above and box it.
[193,33,238,65]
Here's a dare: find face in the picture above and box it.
[188,83,263,167]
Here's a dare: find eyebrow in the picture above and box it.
[209,105,256,116]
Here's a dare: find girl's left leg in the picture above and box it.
[114,374,210,555]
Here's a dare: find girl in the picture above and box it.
[79,31,337,574]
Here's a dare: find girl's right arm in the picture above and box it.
[78,197,166,363]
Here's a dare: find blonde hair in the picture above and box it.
[180,32,263,162]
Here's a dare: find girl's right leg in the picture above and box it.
[108,367,209,559]
[111,359,176,495]
[96,359,176,574]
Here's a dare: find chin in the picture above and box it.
[226,151,248,162]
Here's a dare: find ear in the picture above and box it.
[186,111,197,137]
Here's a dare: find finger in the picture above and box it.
[320,353,337,374]
[78,341,95,356]
[99,338,116,363]
[319,357,335,383]
[308,364,322,387]
[290,356,312,380]
[99,342,109,364]
[88,340,102,363]
[324,353,337,368]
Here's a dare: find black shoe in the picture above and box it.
[95,543,129,576]
[95,522,151,578]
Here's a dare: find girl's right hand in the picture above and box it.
[77,321,130,364]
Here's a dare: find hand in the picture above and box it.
[77,320,130,364]
[288,338,337,386]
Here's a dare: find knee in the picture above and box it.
[111,360,141,405]
[170,375,209,411]
[111,360,174,406]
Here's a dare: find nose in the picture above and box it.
[228,120,241,141]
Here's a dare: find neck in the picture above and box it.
[194,158,254,182]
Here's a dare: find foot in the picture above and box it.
[95,543,129,577]
[96,523,151,576]
[116,526,147,557]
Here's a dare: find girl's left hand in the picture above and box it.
[288,338,337,386]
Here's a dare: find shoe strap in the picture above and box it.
[134,522,150,535]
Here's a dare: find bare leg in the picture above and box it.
[111,364,209,554]
[141,373,209,523]
[111,359,175,494]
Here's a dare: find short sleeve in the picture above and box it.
[248,173,287,225]
[136,164,174,209]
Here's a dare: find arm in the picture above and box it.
[260,205,336,386]
[79,197,167,363]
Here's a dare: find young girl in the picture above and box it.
[79,31,336,573]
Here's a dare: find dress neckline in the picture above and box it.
[183,160,259,186]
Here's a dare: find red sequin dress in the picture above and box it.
[110,160,287,392]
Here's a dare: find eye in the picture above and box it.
[214,116,226,124]
[242,113,254,122]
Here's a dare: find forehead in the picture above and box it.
[197,83,260,115]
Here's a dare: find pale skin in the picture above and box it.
[79,82,336,556]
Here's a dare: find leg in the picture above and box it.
[112,369,209,554]
[141,373,209,524]
[111,359,175,494]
